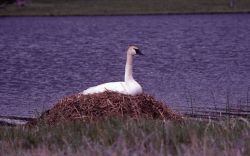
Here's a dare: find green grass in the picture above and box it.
[0,0,250,16]
[0,118,250,155]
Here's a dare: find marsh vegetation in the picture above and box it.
[1,0,250,16]
[0,118,250,156]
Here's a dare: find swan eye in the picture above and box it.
[134,48,143,55]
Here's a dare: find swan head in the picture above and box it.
[128,46,143,56]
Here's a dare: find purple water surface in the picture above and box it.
[0,14,250,117]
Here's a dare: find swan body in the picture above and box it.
[81,46,143,96]
[82,80,142,95]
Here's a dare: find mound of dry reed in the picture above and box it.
[32,92,181,125]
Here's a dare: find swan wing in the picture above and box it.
[82,82,128,95]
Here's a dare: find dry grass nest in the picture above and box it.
[30,91,182,125]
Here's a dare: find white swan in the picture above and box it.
[81,46,143,96]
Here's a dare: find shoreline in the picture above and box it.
[0,11,250,17]
[1,0,250,17]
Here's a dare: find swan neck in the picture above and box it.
[125,54,134,82]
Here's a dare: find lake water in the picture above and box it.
[0,14,250,117]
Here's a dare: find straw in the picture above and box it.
[29,91,182,125]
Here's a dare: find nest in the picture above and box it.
[30,92,181,125]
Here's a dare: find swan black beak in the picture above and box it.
[135,49,144,56]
